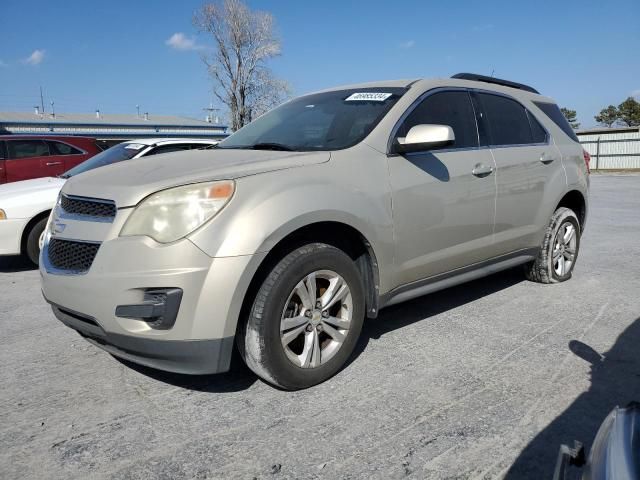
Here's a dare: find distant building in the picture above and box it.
[576,126,640,170]
[0,110,228,147]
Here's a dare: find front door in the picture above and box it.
[388,90,497,287]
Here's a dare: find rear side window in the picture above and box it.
[397,91,478,149]
[476,93,533,146]
[533,101,580,142]
[7,140,50,159]
[0,141,6,160]
[49,141,83,155]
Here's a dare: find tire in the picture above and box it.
[25,218,47,266]
[237,243,365,390]
[525,207,581,284]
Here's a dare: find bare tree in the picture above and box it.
[194,0,290,131]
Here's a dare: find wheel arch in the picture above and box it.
[236,220,382,343]
[555,190,587,231]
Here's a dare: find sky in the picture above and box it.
[1,0,638,128]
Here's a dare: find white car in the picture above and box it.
[0,138,218,265]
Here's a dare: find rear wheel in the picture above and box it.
[237,243,365,390]
[525,207,581,283]
[25,218,47,266]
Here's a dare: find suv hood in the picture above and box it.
[62,149,330,207]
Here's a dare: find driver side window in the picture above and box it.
[397,91,478,149]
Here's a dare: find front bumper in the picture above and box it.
[0,218,29,255]
[48,301,235,374]
[41,230,266,374]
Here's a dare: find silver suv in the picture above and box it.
[40,73,589,390]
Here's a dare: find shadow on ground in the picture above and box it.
[504,317,640,479]
[0,255,36,273]
[117,267,525,392]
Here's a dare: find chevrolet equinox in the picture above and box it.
[40,73,589,390]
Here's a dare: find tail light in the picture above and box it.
[583,150,591,174]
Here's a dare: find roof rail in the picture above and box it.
[451,73,540,94]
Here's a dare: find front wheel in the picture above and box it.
[525,207,581,284]
[237,243,365,390]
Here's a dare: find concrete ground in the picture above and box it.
[1,174,639,480]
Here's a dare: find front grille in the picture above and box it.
[47,238,100,273]
[60,195,116,219]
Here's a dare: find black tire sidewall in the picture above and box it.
[26,218,47,266]
[548,211,580,282]
[255,245,365,389]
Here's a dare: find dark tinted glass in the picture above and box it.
[49,141,83,155]
[397,91,478,149]
[527,111,548,143]
[533,101,580,142]
[0,141,6,160]
[7,140,50,159]
[61,142,144,178]
[219,87,406,151]
[476,93,533,146]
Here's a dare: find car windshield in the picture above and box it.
[217,87,407,151]
[60,142,147,178]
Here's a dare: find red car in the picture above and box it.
[0,135,102,184]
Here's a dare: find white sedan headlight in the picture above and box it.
[120,180,235,243]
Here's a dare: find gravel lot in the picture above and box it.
[1,174,639,480]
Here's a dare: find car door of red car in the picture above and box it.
[47,140,88,173]
[0,141,7,183]
[5,139,54,182]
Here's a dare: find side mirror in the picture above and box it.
[394,124,455,154]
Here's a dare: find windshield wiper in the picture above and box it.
[250,142,295,151]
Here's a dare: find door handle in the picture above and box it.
[472,164,494,178]
[46,162,62,166]
[540,153,556,164]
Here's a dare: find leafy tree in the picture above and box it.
[194,0,290,131]
[617,97,640,127]
[560,108,580,129]
[595,105,619,127]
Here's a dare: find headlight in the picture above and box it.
[0,209,6,220]
[120,180,235,243]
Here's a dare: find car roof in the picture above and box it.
[123,138,219,146]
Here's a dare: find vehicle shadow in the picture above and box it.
[0,255,36,273]
[504,317,640,479]
[349,267,525,364]
[113,350,258,393]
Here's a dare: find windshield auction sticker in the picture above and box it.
[345,92,393,102]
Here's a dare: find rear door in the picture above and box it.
[387,89,497,286]
[47,140,87,173]
[5,139,51,182]
[0,141,7,183]
[473,91,560,254]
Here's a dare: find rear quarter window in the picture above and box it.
[533,101,580,142]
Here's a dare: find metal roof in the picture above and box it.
[0,111,228,129]
[576,126,640,135]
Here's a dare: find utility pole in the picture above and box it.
[50,101,55,118]
[40,86,45,113]
[136,104,140,118]
[203,103,219,123]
